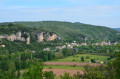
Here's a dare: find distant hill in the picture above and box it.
[0,21,120,43]
[13,21,120,43]
[114,28,120,31]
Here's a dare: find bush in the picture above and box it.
[72,59,75,61]
[81,56,84,62]
[91,59,96,63]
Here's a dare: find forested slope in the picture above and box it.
[14,21,120,42]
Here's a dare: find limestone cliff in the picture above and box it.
[0,32,29,44]
[36,32,58,42]
[16,32,21,40]
[0,31,59,44]
[26,36,30,44]
[7,34,16,41]
[37,32,43,42]
[47,34,57,41]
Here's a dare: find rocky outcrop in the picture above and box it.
[16,32,21,40]
[7,34,16,41]
[0,32,29,44]
[47,34,57,41]
[26,36,30,44]
[0,35,5,39]
[0,31,59,44]
[37,32,43,42]
[37,32,58,42]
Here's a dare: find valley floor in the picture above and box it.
[43,54,108,76]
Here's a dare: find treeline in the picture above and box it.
[75,45,118,55]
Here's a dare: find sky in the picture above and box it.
[0,0,120,28]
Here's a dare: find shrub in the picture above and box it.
[91,59,96,63]
[72,59,75,61]
[81,56,84,62]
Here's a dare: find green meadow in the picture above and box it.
[51,54,109,62]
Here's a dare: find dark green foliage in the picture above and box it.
[60,72,73,79]
[72,59,75,61]
[35,51,55,61]
[43,71,56,79]
[81,56,84,62]
[84,65,105,79]
[62,48,73,57]
[91,59,96,63]
[23,62,43,79]
[113,53,120,79]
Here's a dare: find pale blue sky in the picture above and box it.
[0,0,120,28]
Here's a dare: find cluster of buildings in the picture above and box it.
[66,41,118,49]
[92,41,118,46]
[67,42,87,49]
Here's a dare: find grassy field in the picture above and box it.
[50,54,109,62]
[44,65,84,70]
[43,54,109,76]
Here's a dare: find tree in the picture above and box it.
[91,59,96,63]
[23,62,43,79]
[81,56,84,62]
[84,65,105,79]
[60,72,73,79]
[43,71,56,79]
[113,53,120,79]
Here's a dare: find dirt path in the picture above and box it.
[44,62,102,66]
[43,69,84,76]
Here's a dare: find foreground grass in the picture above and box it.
[44,65,85,70]
[51,54,109,62]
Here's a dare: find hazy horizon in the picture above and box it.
[0,0,120,28]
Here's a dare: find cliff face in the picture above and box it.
[0,31,59,44]
[37,32,44,42]
[0,32,29,44]
[26,36,30,44]
[36,32,58,42]
[47,34,57,41]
